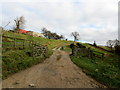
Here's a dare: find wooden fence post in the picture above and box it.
[32,41,35,60]
[14,38,16,49]
[23,40,25,49]
[88,47,91,58]
[101,53,104,60]
[90,51,93,59]
[29,41,30,48]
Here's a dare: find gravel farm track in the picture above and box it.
[2,48,107,88]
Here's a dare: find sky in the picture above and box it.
[0,0,119,45]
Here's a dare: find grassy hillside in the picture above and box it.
[2,31,73,79]
[3,31,73,49]
[3,31,120,88]
[82,43,113,54]
[63,44,120,88]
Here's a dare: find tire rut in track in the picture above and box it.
[2,49,106,88]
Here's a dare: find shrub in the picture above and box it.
[115,45,120,55]
[76,43,86,48]
[93,41,97,46]
[70,43,74,49]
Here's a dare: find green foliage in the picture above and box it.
[115,45,120,55]
[93,41,97,46]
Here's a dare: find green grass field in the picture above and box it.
[2,31,120,88]
[3,31,73,49]
[63,45,120,88]
[2,31,73,79]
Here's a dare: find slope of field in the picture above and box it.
[3,31,73,49]
[2,31,73,79]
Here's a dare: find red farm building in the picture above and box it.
[18,29,28,34]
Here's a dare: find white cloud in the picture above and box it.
[1,0,119,45]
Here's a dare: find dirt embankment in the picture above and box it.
[2,49,106,88]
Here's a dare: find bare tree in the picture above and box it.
[14,16,25,31]
[41,27,49,38]
[113,39,120,47]
[59,35,65,40]
[71,32,80,42]
[114,40,120,55]
[41,27,47,33]
[41,27,64,40]
[106,40,114,50]
[106,39,120,54]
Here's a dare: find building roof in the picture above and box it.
[19,29,28,33]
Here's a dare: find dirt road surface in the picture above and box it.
[2,49,106,88]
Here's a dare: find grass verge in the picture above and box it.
[63,45,120,88]
[2,49,53,79]
[70,56,120,88]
